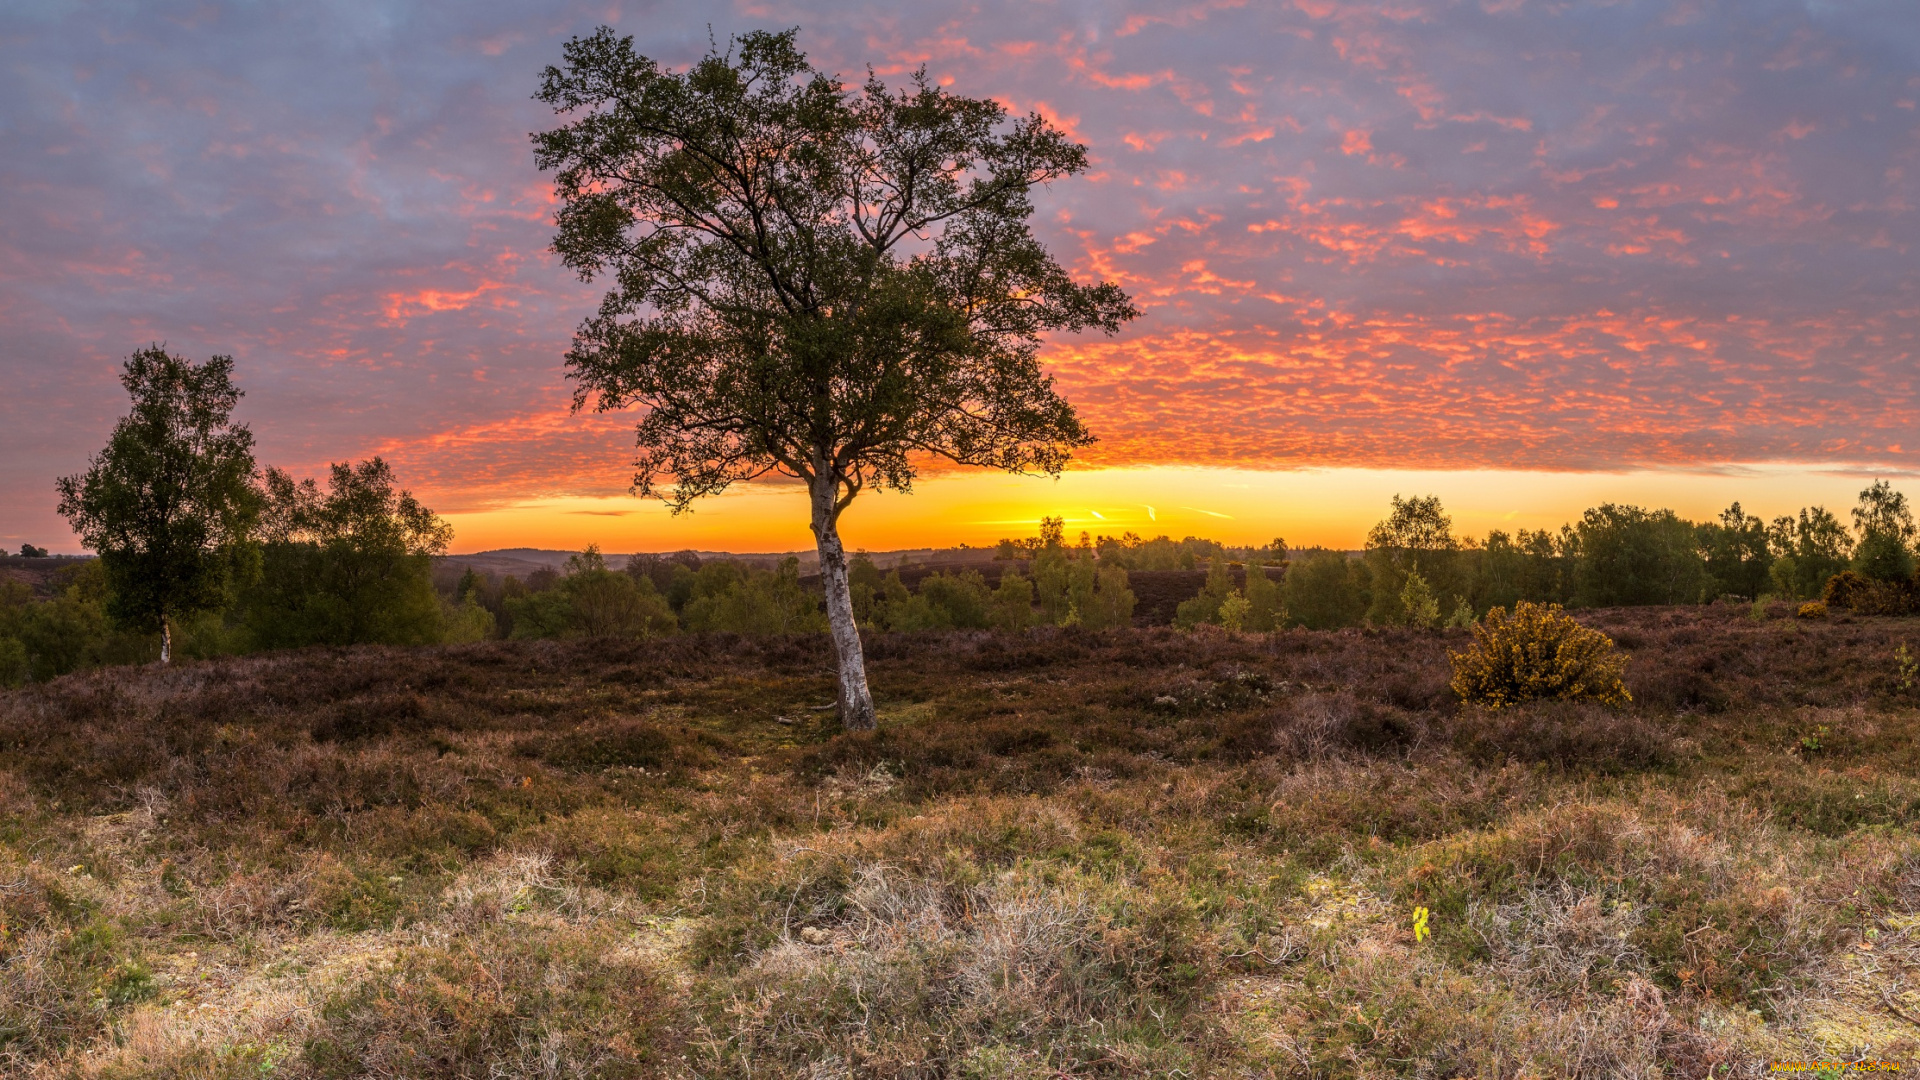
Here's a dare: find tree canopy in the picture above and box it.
[1851,479,1917,581]
[242,459,454,648]
[1364,494,1459,623]
[533,27,1136,729]
[55,347,257,662]
[536,27,1135,506]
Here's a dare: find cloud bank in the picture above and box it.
[2,0,1916,538]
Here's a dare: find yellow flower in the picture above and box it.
[1448,601,1630,709]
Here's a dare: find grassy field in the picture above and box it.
[2,605,1917,1076]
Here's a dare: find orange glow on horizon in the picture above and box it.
[435,463,1904,556]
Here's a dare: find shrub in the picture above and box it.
[919,569,995,628]
[1031,537,1073,624]
[1797,600,1827,620]
[1282,549,1368,629]
[1822,569,1919,615]
[1242,564,1281,630]
[1445,595,1475,628]
[0,563,149,681]
[878,569,995,630]
[1217,591,1251,631]
[1448,601,1630,710]
[508,547,676,640]
[0,635,26,687]
[1086,564,1138,628]
[1399,571,1441,629]
[1863,580,1919,615]
[991,567,1035,630]
[1174,559,1235,629]
[1823,571,1864,609]
[1068,558,1136,629]
[681,557,827,635]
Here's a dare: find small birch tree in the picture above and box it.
[534,29,1136,729]
[56,347,257,663]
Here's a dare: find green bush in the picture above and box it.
[1281,550,1365,630]
[0,635,27,687]
[507,547,674,640]
[681,557,826,635]
[1216,592,1251,631]
[1242,564,1281,631]
[989,523,1134,630]
[1174,559,1235,629]
[877,569,993,631]
[0,563,151,682]
[1032,541,1073,624]
[992,568,1036,630]
[1399,571,1441,629]
[1081,564,1137,629]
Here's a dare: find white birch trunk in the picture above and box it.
[810,474,876,731]
[160,614,171,665]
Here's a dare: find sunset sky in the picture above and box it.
[4,0,1917,554]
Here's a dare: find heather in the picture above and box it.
[3,604,1917,1075]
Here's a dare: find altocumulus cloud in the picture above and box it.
[2,0,1917,539]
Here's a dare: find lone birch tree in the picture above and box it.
[56,347,257,663]
[534,28,1137,729]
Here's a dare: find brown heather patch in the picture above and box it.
[0,608,1918,1074]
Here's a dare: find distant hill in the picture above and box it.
[0,554,92,599]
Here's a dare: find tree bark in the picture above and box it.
[810,475,876,731]
[160,614,171,665]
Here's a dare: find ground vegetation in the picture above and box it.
[2,604,1918,1074]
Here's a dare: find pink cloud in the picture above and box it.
[4,0,1919,550]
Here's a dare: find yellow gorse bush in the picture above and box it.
[1448,601,1631,710]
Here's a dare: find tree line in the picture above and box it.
[486,472,1917,649]
[449,530,1139,645]
[1169,486,1920,632]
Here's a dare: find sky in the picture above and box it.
[3,0,1917,554]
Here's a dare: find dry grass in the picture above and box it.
[0,607,1917,1076]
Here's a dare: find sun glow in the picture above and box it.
[435,463,1899,555]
